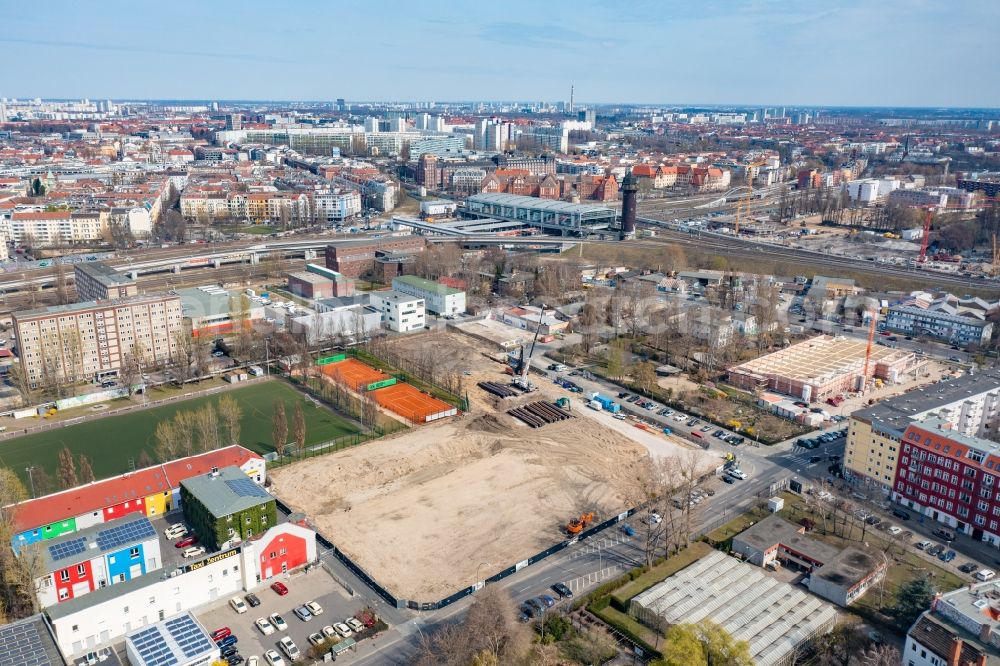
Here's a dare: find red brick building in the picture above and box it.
[324,237,426,278]
[893,418,1000,545]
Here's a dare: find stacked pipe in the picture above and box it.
[507,401,573,428]
[478,381,518,398]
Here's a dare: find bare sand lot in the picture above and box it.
[271,331,718,601]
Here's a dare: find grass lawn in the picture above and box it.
[0,381,360,485]
[238,225,277,235]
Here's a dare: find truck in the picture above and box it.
[587,400,602,411]
[589,393,620,413]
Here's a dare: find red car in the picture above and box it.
[174,536,198,549]
[271,581,289,596]
[210,627,231,642]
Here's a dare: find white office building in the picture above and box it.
[370,290,425,332]
[391,275,465,316]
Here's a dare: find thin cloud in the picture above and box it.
[479,22,617,48]
[0,37,291,64]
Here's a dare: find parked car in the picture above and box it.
[305,601,323,616]
[621,523,636,537]
[959,563,979,574]
[977,569,996,581]
[333,622,353,638]
[307,632,325,647]
[182,546,206,558]
[271,581,289,596]
[539,594,556,608]
[726,469,747,481]
[293,606,313,622]
[255,617,275,635]
[892,508,911,520]
[269,613,288,632]
[927,544,945,557]
[940,550,957,563]
[346,618,365,633]
[245,593,261,608]
[552,582,573,599]
[217,635,238,649]
[933,528,956,542]
[915,540,931,550]
[520,603,537,619]
[174,536,198,549]
[722,475,735,484]
[263,650,286,666]
[229,597,248,614]
[211,627,232,642]
[525,598,545,614]
[278,636,300,661]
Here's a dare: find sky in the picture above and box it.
[2,0,999,108]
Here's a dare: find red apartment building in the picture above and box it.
[893,417,1000,546]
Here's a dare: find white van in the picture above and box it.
[977,569,996,582]
[182,546,206,559]
[164,525,188,540]
[727,468,748,481]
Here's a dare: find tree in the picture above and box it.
[606,339,626,381]
[634,361,658,395]
[291,403,306,455]
[137,450,154,470]
[859,644,902,666]
[656,621,752,666]
[30,466,53,497]
[173,411,196,457]
[77,455,95,484]
[195,404,219,452]
[814,624,866,666]
[272,400,288,457]
[56,447,78,489]
[154,419,179,462]
[895,576,935,626]
[217,395,242,445]
[414,587,530,666]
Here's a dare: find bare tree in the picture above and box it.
[171,331,194,382]
[77,455,95,484]
[195,404,219,452]
[217,395,242,445]
[272,400,287,457]
[154,419,179,462]
[291,403,306,455]
[859,644,902,666]
[56,447,78,490]
[173,411,196,457]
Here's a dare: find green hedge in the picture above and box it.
[588,604,661,659]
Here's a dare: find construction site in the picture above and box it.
[727,335,920,402]
[270,330,719,601]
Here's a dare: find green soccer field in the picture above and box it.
[0,381,360,486]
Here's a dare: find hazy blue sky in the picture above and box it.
[3,0,998,107]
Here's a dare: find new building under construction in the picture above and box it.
[727,336,918,402]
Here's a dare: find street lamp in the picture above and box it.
[25,466,35,498]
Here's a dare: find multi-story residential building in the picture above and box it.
[493,155,557,176]
[370,290,425,332]
[74,262,137,301]
[480,171,560,199]
[885,305,993,348]
[516,126,569,153]
[13,294,183,387]
[314,189,361,223]
[180,466,277,552]
[905,582,1000,666]
[409,135,465,157]
[894,418,1000,544]
[9,211,107,247]
[845,369,1000,489]
[391,275,466,316]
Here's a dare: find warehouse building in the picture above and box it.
[306,263,355,296]
[177,286,265,338]
[465,192,616,236]
[324,236,426,277]
[732,516,886,607]
[727,335,918,402]
[630,550,837,666]
[392,275,465,315]
[844,369,1000,488]
[287,271,334,299]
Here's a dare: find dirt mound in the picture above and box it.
[468,413,507,433]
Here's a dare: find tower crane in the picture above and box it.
[734,159,768,235]
[860,308,879,394]
[915,194,1000,263]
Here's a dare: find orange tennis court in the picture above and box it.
[371,382,458,423]
[319,358,390,391]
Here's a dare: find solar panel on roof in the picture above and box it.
[164,615,213,658]
[95,517,156,552]
[224,477,270,499]
[0,621,55,666]
[47,537,87,562]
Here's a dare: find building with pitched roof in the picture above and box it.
[905,582,1000,666]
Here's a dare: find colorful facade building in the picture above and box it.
[10,446,264,550]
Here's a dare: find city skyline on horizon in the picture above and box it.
[3,0,999,107]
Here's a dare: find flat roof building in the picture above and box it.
[176,286,264,338]
[179,466,276,551]
[465,192,616,236]
[370,290,425,333]
[73,262,137,301]
[124,613,218,666]
[845,369,1000,488]
[391,275,465,316]
[0,615,66,666]
[630,549,837,666]
[727,335,918,402]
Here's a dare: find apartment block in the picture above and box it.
[9,211,107,247]
[885,305,993,348]
[894,418,1000,544]
[13,294,183,387]
[74,262,138,301]
[845,369,1000,489]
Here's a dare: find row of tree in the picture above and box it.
[271,399,306,458]
[154,395,242,463]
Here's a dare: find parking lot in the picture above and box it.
[195,567,376,664]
